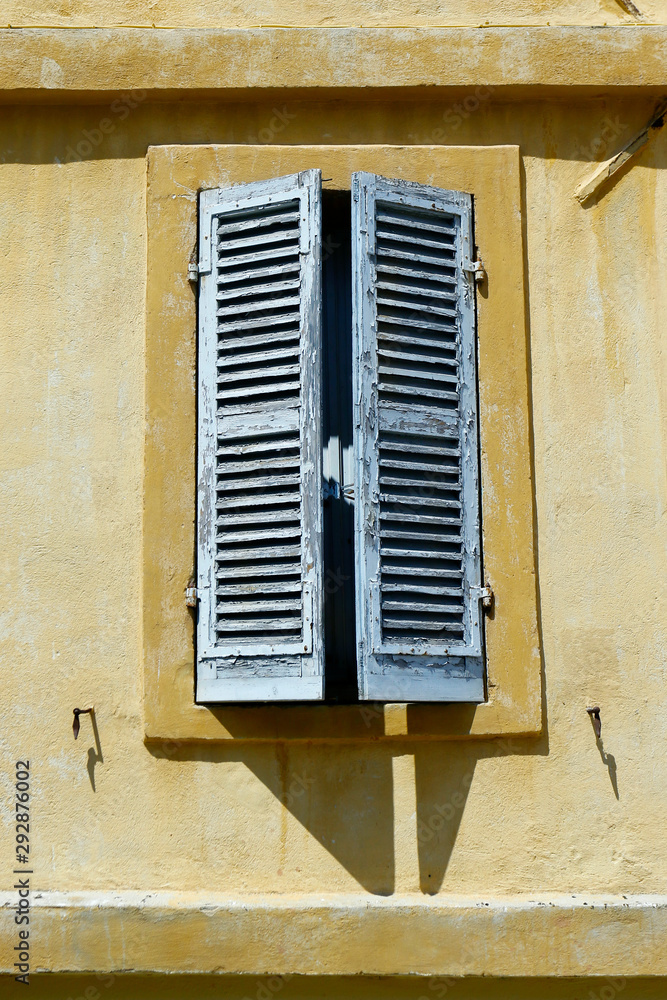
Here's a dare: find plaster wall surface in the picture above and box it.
[0,97,665,909]
[0,59,666,1000]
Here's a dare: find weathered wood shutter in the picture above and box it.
[352,172,485,702]
[196,171,324,702]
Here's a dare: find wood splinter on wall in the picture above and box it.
[575,100,667,206]
[612,0,645,18]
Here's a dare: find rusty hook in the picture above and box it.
[587,706,602,739]
[73,707,93,740]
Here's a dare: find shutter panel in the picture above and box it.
[196,171,324,702]
[352,172,485,702]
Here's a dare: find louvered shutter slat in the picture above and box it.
[217,581,302,595]
[216,313,301,335]
[216,562,301,580]
[352,172,485,703]
[196,171,324,702]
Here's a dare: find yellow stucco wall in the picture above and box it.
[1,45,666,999]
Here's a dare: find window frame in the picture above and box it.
[143,142,541,742]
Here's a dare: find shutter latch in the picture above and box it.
[463,256,486,284]
[323,482,355,502]
[472,584,494,611]
[323,481,340,501]
[185,584,201,608]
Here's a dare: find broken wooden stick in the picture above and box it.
[575,101,667,206]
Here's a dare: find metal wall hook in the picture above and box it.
[587,706,602,739]
[73,707,94,740]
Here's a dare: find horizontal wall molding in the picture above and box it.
[3,891,667,976]
[1,27,667,99]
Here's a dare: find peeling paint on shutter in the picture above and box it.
[196,171,324,702]
[352,172,485,703]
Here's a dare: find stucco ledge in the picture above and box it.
[1,27,667,98]
[3,891,667,977]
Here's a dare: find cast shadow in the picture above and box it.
[243,740,395,894]
[149,740,396,895]
[86,710,104,792]
[147,727,553,898]
[413,731,549,894]
[597,739,619,799]
[414,743,479,895]
[6,95,666,170]
[587,715,620,800]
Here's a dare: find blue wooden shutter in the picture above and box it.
[352,172,485,702]
[196,171,324,702]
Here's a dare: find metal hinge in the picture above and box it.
[463,256,486,283]
[188,260,212,282]
[187,245,199,284]
[472,584,494,611]
[185,586,201,608]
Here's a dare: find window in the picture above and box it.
[143,142,540,741]
[195,169,486,704]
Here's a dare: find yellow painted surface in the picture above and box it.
[0,37,666,999]
[4,27,667,96]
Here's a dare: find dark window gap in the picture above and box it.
[321,190,358,703]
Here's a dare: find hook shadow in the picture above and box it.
[86,710,104,792]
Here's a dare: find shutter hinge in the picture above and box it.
[463,256,486,284]
[185,586,201,608]
[188,246,199,284]
[472,584,494,611]
[189,260,212,282]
